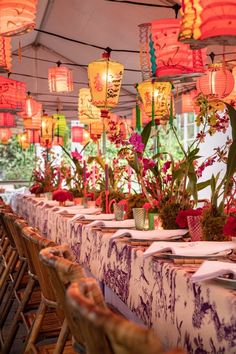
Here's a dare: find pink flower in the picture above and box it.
[129,133,144,153]
[71,150,82,161]
[176,208,202,228]
[223,216,236,237]
[161,160,171,173]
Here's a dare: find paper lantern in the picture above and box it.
[0,0,37,37]
[139,23,152,81]
[196,63,234,99]
[137,81,172,124]
[78,88,101,124]
[225,66,236,105]
[26,129,40,144]
[0,127,12,143]
[71,126,83,143]
[148,19,206,79]
[48,64,73,93]
[0,36,11,72]
[0,76,26,113]
[181,90,199,113]
[41,114,54,147]
[18,132,30,149]
[179,1,236,48]
[23,103,42,130]
[53,114,67,137]
[88,52,124,117]
[0,112,15,127]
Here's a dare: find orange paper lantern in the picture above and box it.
[0,127,12,143]
[0,0,37,37]
[48,64,73,93]
[181,90,199,113]
[179,1,236,48]
[0,36,11,72]
[196,63,234,99]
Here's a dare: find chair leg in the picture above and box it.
[53,318,70,354]
[1,276,36,354]
[0,250,18,288]
[24,300,47,354]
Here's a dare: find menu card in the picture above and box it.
[110,229,188,240]
[192,261,236,283]
[143,241,236,258]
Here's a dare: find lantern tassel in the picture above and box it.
[136,103,141,132]
[18,41,22,63]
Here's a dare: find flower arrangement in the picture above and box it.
[52,188,73,204]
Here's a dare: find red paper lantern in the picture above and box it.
[0,36,11,72]
[0,0,37,37]
[196,63,234,99]
[179,1,236,48]
[71,126,84,143]
[0,76,26,113]
[0,112,15,127]
[26,129,40,144]
[181,90,199,113]
[147,19,206,79]
[0,127,12,143]
[48,64,73,93]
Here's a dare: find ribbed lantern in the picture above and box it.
[23,102,42,130]
[225,66,236,105]
[88,52,124,118]
[78,88,101,124]
[71,126,84,143]
[0,0,37,37]
[148,19,206,79]
[0,128,12,143]
[0,76,26,113]
[0,112,15,127]
[53,114,67,137]
[48,63,73,93]
[41,114,54,147]
[18,132,30,149]
[26,129,40,144]
[0,36,11,72]
[182,90,199,113]
[196,63,234,99]
[179,1,236,48]
[137,81,172,124]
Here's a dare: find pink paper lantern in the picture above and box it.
[150,19,206,79]
[0,76,26,113]
[48,65,73,93]
[196,64,234,99]
[0,112,15,127]
[71,126,84,143]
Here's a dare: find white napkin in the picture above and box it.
[143,241,236,258]
[54,205,85,214]
[82,214,115,221]
[110,228,188,241]
[192,261,236,283]
[69,208,102,222]
[85,219,135,230]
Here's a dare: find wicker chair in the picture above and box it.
[66,278,186,354]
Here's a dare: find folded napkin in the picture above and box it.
[110,228,188,241]
[82,214,115,221]
[54,205,85,214]
[192,261,236,283]
[143,241,236,258]
[69,208,102,222]
[85,219,135,230]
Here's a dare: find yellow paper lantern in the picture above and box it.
[137,81,172,124]
[41,114,54,146]
[78,88,101,124]
[53,114,67,137]
[88,52,124,117]
[18,132,30,149]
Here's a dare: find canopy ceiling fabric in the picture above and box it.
[6,0,236,122]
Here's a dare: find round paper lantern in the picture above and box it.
[48,64,73,93]
[0,76,26,113]
[0,0,37,37]
[71,126,83,143]
[137,81,172,124]
[181,90,199,113]
[196,64,234,99]
[179,1,236,48]
[26,129,40,144]
[141,19,206,79]
[0,36,11,72]
[225,66,236,105]
[0,127,12,143]
[53,114,67,137]
[88,52,124,117]
[0,112,15,127]
[78,88,101,124]
[18,132,30,149]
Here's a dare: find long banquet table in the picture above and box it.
[13,195,236,354]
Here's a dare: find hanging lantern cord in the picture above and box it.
[173,3,181,19]
[209,52,215,64]
[104,47,112,59]
[56,61,62,67]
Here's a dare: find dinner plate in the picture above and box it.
[216,276,236,289]
[126,235,183,242]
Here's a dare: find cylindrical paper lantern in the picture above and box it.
[225,66,236,105]
[71,126,84,143]
[48,65,73,93]
[53,114,67,137]
[0,112,15,127]
[179,1,236,48]
[41,114,54,147]
[196,63,234,99]
[0,36,11,72]
[0,0,37,37]
[78,88,101,124]
[88,52,124,117]
[0,127,12,143]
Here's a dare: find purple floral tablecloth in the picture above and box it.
[13,195,236,353]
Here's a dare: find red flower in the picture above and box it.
[52,189,73,202]
[223,216,236,237]
[118,199,128,212]
[176,208,202,228]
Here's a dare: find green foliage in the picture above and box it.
[0,136,35,182]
